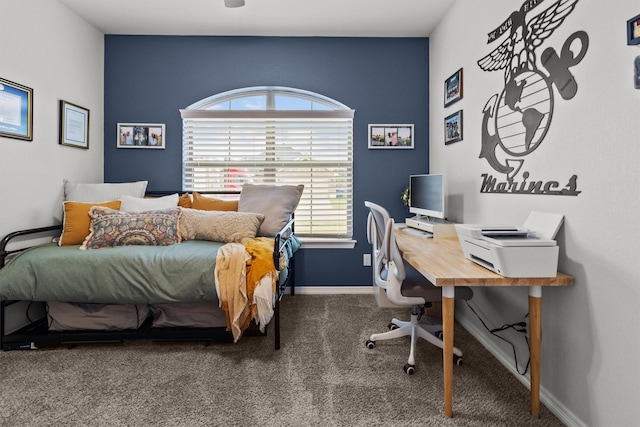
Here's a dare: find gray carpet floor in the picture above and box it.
[0,294,564,426]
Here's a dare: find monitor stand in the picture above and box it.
[406,215,454,235]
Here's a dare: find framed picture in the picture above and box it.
[444,110,463,145]
[0,77,33,141]
[627,14,640,45]
[368,124,414,149]
[117,123,165,149]
[59,100,89,149]
[444,68,463,107]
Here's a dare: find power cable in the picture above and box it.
[464,300,531,375]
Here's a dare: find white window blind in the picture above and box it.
[181,106,354,238]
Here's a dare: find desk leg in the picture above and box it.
[529,286,542,417]
[442,286,455,417]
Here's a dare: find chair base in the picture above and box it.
[367,306,463,373]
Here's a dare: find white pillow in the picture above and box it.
[120,194,179,212]
[63,180,148,203]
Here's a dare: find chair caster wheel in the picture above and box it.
[365,339,375,349]
[454,355,463,366]
[435,330,443,339]
[403,364,415,375]
[388,322,399,330]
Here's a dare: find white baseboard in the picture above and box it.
[287,286,373,295]
[457,315,585,427]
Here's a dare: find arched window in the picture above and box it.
[180,87,354,239]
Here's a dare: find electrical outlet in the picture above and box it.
[363,253,371,266]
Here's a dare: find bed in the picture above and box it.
[0,181,302,351]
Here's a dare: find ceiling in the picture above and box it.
[56,0,455,37]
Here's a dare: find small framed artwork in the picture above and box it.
[444,110,463,145]
[117,123,165,149]
[368,124,414,149]
[628,14,640,45]
[0,77,33,141]
[59,100,89,149]
[444,68,463,107]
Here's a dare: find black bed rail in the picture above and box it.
[0,225,62,268]
[273,215,294,270]
[274,215,295,297]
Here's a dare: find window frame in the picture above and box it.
[180,86,355,242]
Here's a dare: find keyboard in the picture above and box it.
[402,226,433,238]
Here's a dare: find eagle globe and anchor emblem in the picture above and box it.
[493,69,552,158]
[477,0,588,195]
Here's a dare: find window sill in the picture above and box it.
[298,237,356,249]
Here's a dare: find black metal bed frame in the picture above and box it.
[0,192,296,351]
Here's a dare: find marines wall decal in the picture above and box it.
[476,0,588,195]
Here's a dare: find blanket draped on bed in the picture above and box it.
[215,237,285,342]
[0,241,224,303]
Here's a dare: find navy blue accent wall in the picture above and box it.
[104,36,430,287]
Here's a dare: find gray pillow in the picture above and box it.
[63,179,148,202]
[238,184,304,237]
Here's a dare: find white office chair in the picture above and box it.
[364,201,473,374]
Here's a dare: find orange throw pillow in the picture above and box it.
[191,192,238,211]
[59,200,122,246]
[178,193,192,208]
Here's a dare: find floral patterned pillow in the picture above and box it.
[80,207,181,250]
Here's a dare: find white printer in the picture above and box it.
[455,212,564,278]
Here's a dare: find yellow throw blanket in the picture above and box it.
[244,237,286,293]
[215,237,285,342]
[245,237,287,331]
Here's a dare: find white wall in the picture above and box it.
[430,1,639,425]
[0,0,104,240]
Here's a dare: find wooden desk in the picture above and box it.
[394,225,572,418]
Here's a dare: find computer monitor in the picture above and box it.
[409,174,445,220]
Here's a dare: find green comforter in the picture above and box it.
[0,241,225,304]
